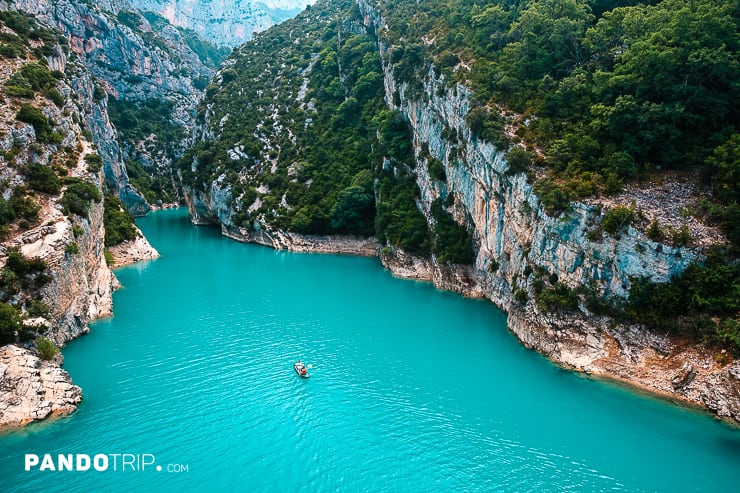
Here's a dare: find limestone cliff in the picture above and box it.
[5,0,217,213]
[0,11,151,428]
[0,346,82,427]
[357,1,739,422]
[1,0,144,213]
[183,0,738,422]
[129,0,314,48]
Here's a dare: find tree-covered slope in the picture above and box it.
[181,0,442,256]
[187,0,739,242]
[375,0,738,235]
[183,0,738,352]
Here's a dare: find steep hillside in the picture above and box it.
[0,10,157,428]
[129,0,314,47]
[6,0,219,211]
[183,0,739,421]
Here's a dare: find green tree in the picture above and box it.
[25,163,60,194]
[35,336,58,361]
[431,200,474,264]
[16,104,54,143]
[503,0,594,80]
[706,134,739,204]
[602,205,634,235]
[0,302,21,345]
[103,194,136,246]
[330,185,375,235]
[505,147,532,175]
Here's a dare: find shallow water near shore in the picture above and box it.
[1,208,738,491]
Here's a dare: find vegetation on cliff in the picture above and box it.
[0,10,87,240]
[180,0,436,254]
[0,10,114,351]
[182,0,738,351]
[626,248,740,353]
[376,0,739,243]
[0,248,52,344]
[107,97,184,204]
[138,11,232,71]
[103,194,137,247]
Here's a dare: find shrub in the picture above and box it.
[0,302,21,345]
[35,336,58,361]
[537,283,579,312]
[43,87,64,107]
[103,194,136,246]
[428,158,446,181]
[671,224,692,247]
[16,104,55,143]
[4,247,47,276]
[466,106,486,136]
[0,197,16,226]
[646,220,663,242]
[84,153,103,173]
[65,242,79,255]
[514,289,529,304]
[5,82,34,98]
[25,163,61,194]
[534,179,570,216]
[505,147,532,176]
[93,85,106,101]
[430,200,474,264]
[19,62,56,91]
[627,249,740,353]
[27,299,50,319]
[10,193,39,224]
[61,180,102,218]
[0,11,31,35]
[602,205,634,235]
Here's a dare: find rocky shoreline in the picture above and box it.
[506,310,740,424]
[0,227,157,430]
[211,222,740,425]
[108,227,160,268]
[220,223,379,257]
[0,346,82,429]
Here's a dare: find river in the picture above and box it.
[1,208,737,491]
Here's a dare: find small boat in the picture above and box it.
[294,361,310,378]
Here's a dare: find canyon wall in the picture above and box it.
[129,0,313,47]
[183,0,738,422]
[0,8,156,427]
[358,1,739,422]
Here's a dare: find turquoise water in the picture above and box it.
[1,208,738,492]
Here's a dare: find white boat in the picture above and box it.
[294,361,310,378]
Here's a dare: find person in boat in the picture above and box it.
[301,367,307,376]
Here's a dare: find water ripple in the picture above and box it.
[1,210,737,493]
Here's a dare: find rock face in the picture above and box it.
[184,0,738,422]
[129,0,314,47]
[108,227,159,267]
[7,0,216,213]
[357,1,739,422]
[3,0,147,213]
[0,346,81,428]
[0,9,139,428]
[1,139,117,428]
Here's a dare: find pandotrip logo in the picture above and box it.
[24,454,189,473]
